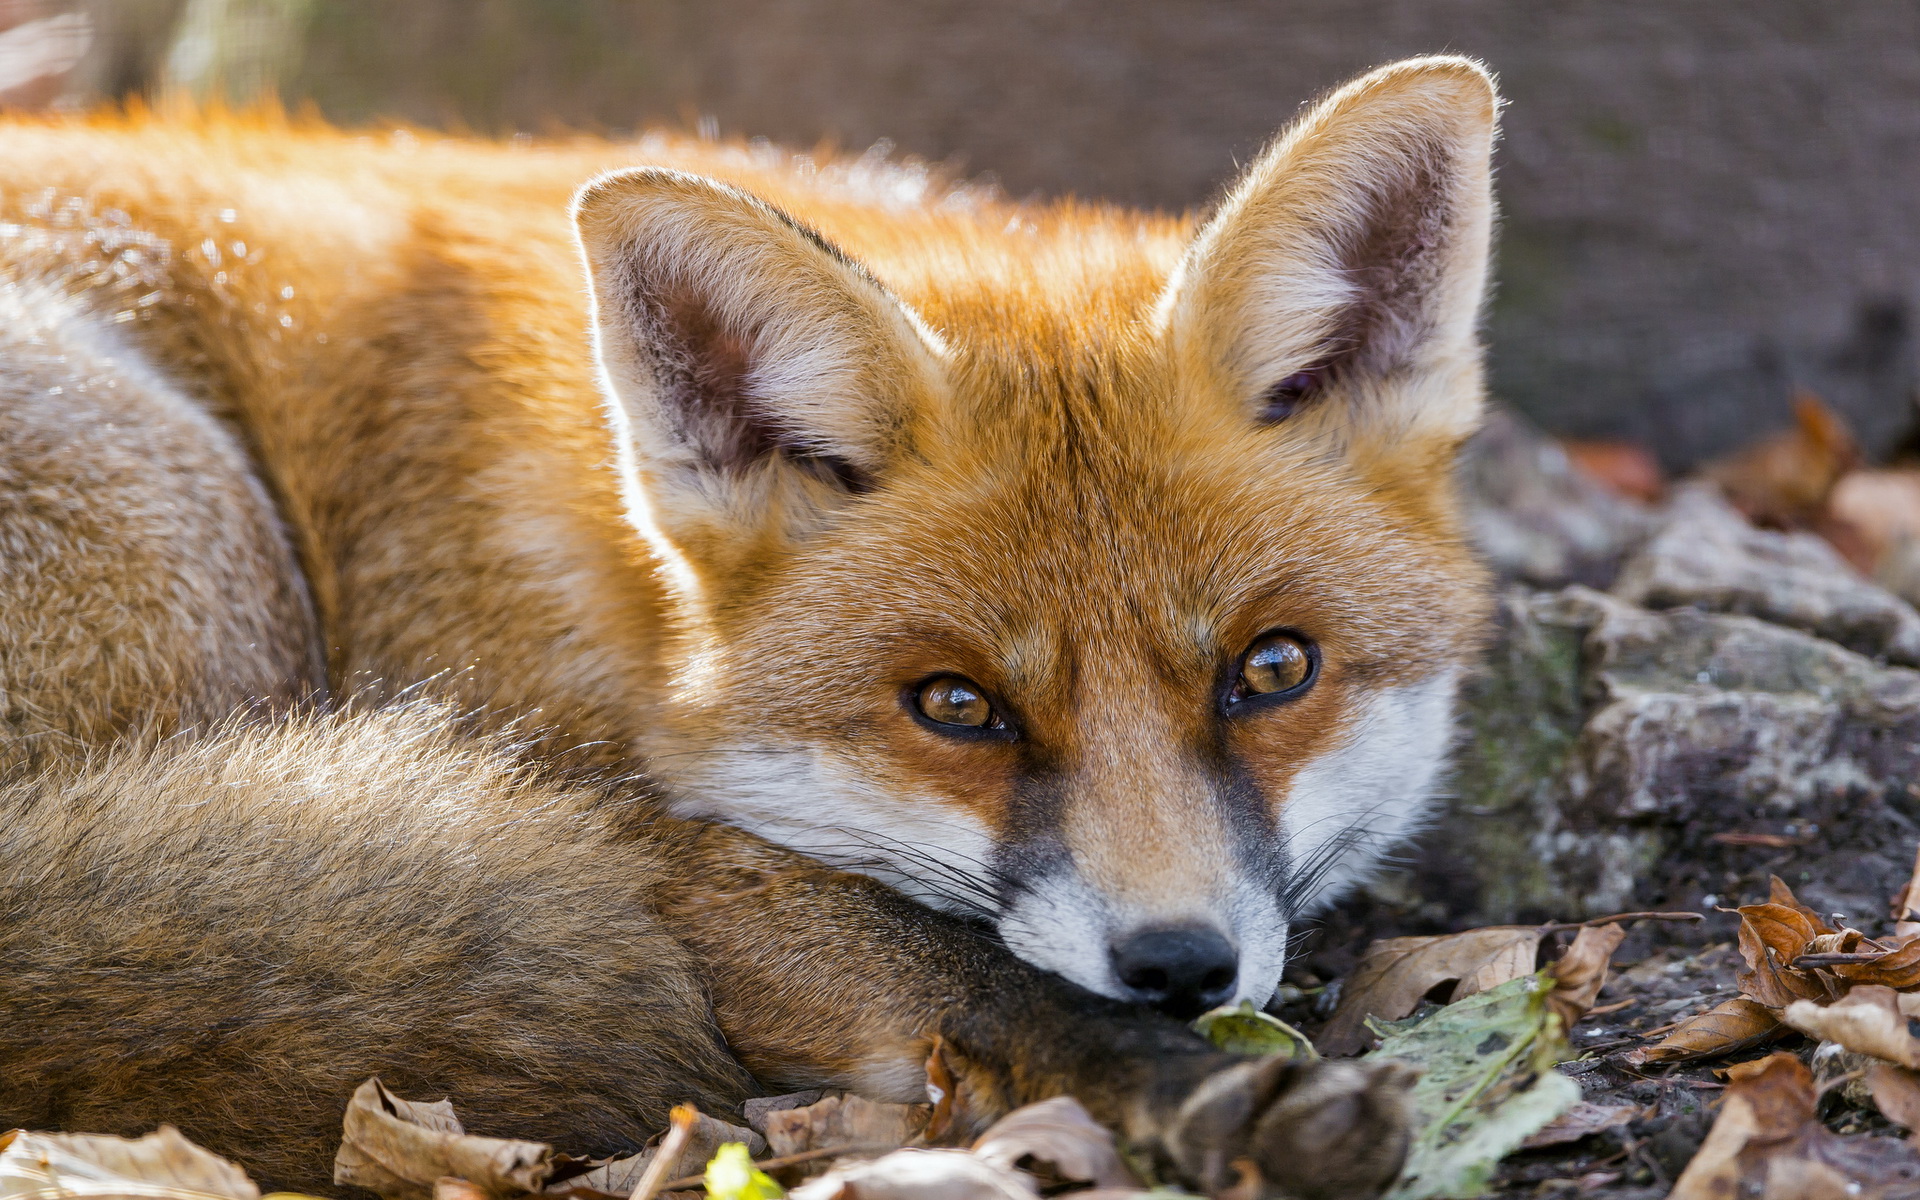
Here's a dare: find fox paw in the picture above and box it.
[1160,1057,1418,1200]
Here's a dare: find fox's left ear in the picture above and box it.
[1159,56,1498,457]
[574,168,948,590]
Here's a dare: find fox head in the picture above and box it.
[574,58,1497,1017]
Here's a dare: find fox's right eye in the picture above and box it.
[913,676,999,730]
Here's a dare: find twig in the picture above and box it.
[1537,911,1704,933]
[629,1104,699,1200]
[654,1143,901,1193]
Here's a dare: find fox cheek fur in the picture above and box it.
[577,60,1497,1010]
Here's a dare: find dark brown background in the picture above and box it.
[27,0,1920,468]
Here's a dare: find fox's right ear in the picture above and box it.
[574,169,948,592]
[1159,56,1499,462]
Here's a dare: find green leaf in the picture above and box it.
[1375,971,1579,1200]
[1192,1001,1317,1058]
[703,1143,784,1200]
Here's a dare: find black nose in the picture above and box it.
[1110,926,1238,1019]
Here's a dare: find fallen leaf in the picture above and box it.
[1704,390,1861,529]
[1561,439,1665,503]
[1868,1064,1920,1133]
[1546,923,1628,1031]
[1784,987,1920,1069]
[703,1144,783,1200]
[0,1127,261,1200]
[1670,1052,1920,1200]
[1625,997,1786,1065]
[742,1094,825,1136]
[333,1079,555,1200]
[1192,1002,1315,1058]
[1517,1101,1640,1150]
[1892,843,1920,942]
[1320,927,1544,1055]
[760,1094,929,1160]
[1375,972,1580,1200]
[970,1097,1136,1191]
[1734,901,1833,1007]
[1831,938,1920,990]
[432,1180,490,1200]
[785,1148,1037,1200]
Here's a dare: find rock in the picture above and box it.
[1381,584,1920,930]
[1458,407,1652,588]
[1613,483,1920,665]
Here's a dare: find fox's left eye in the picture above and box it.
[1229,631,1317,706]
[913,675,1004,732]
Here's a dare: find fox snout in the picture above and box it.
[1109,925,1242,1018]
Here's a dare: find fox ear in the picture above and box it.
[574,168,947,585]
[1160,56,1498,455]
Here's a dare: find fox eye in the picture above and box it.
[1260,368,1323,421]
[914,676,999,730]
[1231,632,1316,704]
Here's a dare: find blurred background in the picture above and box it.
[1,0,1916,475]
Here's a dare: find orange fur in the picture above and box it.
[0,57,1498,1009]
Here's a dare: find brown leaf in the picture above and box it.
[548,1105,762,1200]
[1704,391,1861,529]
[1318,926,1543,1054]
[1547,923,1628,1031]
[1671,1051,1920,1200]
[1784,987,1920,1069]
[1834,937,1920,990]
[1626,997,1786,1065]
[1561,439,1665,503]
[1518,1101,1641,1150]
[433,1180,490,1200]
[333,1077,554,1200]
[786,1148,1037,1200]
[1893,843,1920,943]
[0,1127,261,1200]
[1868,1064,1920,1133]
[970,1097,1136,1191]
[1767,874,1839,934]
[1735,902,1831,1007]
[761,1094,930,1160]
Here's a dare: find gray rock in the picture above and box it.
[1380,584,1920,930]
[1457,408,1652,589]
[1613,483,1920,665]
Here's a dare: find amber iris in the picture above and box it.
[1239,633,1313,696]
[916,676,994,727]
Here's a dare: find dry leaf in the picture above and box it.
[1735,901,1832,1007]
[1831,938,1920,990]
[1892,844,1920,943]
[0,1127,261,1200]
[1784,986,1920,1069]
[1626,997,1785,1065]
[1670,1051,1920,1200]
[551,1108,762,1199]
[1561,439,1665,503]
[1868,1064,1920,1133]
[1704,390,1861,529]
[432,1180,489,1200]
[1547,923,1628,1030]
[761,1094,929,1159]
[970,1098,1135,1190]
[786,1148,1037,1200]
[742,1094,825,1135]
[1319,927,1542,1054]
[1518,1102,1640,1150]
[333,1077,553,1200]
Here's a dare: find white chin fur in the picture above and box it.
[1281,670,1460,910]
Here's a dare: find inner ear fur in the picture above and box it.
[573,168,948,575]
[1160,56,1499,449]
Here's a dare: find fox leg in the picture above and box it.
[645,820,1415,1200]
[0,277,324,767]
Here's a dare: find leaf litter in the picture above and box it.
[17,855,1920,1199]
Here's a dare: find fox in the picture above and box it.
[0,55,1497,1196]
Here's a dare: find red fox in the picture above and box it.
[0,56,1496,1195]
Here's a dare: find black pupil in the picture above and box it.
[1260,370,1320,421]
[1246,639,1307,693]
[927,680,987,725]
